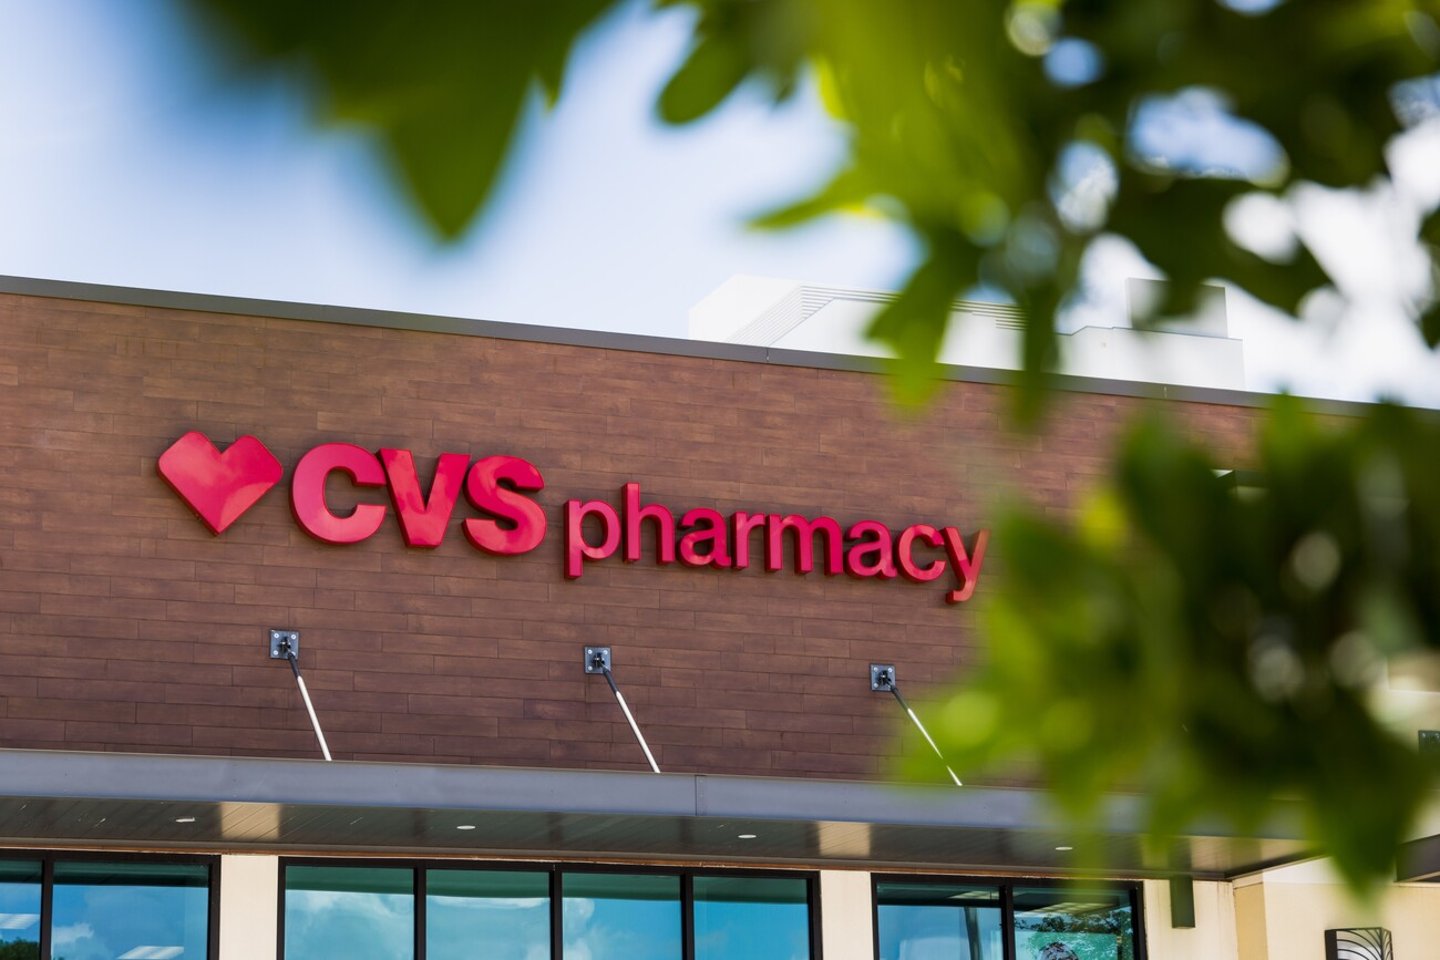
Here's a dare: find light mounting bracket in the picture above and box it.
[269,628,300,660]
[584,646,612,674]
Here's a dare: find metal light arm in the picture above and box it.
[270,629,333,762]
[871,664,962,787]
[585,646,661,774]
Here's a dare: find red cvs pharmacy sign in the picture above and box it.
[158,432,987,604]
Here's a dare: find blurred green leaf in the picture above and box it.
[655,0,811,123]
[928,400,1440,892]
[865,231,976,405]
[1423,304,1440,349]
[1424,206,1440,346]
[191,0,614,238]
[1109,177,1329,320]
[180,0,1440,891]
[748,169,869,230]
[187,0,1440,374]
[658,34,750,124]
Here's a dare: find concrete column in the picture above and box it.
[1141,878,1239,960]
[819,869,873,960]
[219,854,279,960]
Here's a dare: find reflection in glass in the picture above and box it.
[1011,886,1135,960]
[0,861,41,959]
[562,873,679,960]
[285,866,413,960]
[51,861,210,960]
[693,876,809,960]
[426,869,549,960]
[876,881,1003,960]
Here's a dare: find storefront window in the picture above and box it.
[426,869,549,960]
[0,861,41,959]
[561,873,680,960]
[876,879,1140,960]
[692,875,810,960]
[280,863,813,960]
[285,865,414,960]
[1010,886,1136,960]
[51,861,211,960]
[876,880,1003,960]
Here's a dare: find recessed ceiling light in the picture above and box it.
[456,825,476,831]
[1054,845,1074,851]
[737,833,757,840]
[174,817,196,824]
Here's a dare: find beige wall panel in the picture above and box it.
[820,870,873,960]
[1253,860,1440,960]
[219,854,279,960]
[1141,879,1238,960]
[1234,880,1268,960]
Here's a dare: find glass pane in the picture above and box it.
[0,861,41,959]
[285,866,413,960]
[693,876,809,960]
[51,861,210,960]
[1011,886,1136,960]
[426,869,549,960]
[562,873,679,960]
[876,881,1003,960]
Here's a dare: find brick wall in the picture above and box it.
[0,291,1264,781]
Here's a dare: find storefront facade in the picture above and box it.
[1,276,1435,959]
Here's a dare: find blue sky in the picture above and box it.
[3,0,1440,406]
[0,0,913,335]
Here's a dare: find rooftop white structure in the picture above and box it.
[690,275,1245,391]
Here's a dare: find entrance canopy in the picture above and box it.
[0,749,1310,879]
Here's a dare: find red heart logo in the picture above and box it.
[158,432,283,535]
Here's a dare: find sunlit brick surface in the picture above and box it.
[0,292,1266,780]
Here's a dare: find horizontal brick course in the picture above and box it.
[0,290,1274,783]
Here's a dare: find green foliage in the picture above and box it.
[191,0,613,238]
[183,0,1440,890]
[189,0,1440,406]
[188,1,1440,355]
[703,0,1440,407]
[1423,206,1440,346]
[656,0,810,123]
[925,399,1440,891]
[0,941,39,960]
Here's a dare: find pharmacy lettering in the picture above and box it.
[158,432,987,604]
[568,483,986,604]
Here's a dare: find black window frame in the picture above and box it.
[278,858,822,960]
[0,848,220,960]
[871,874,1147,960]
